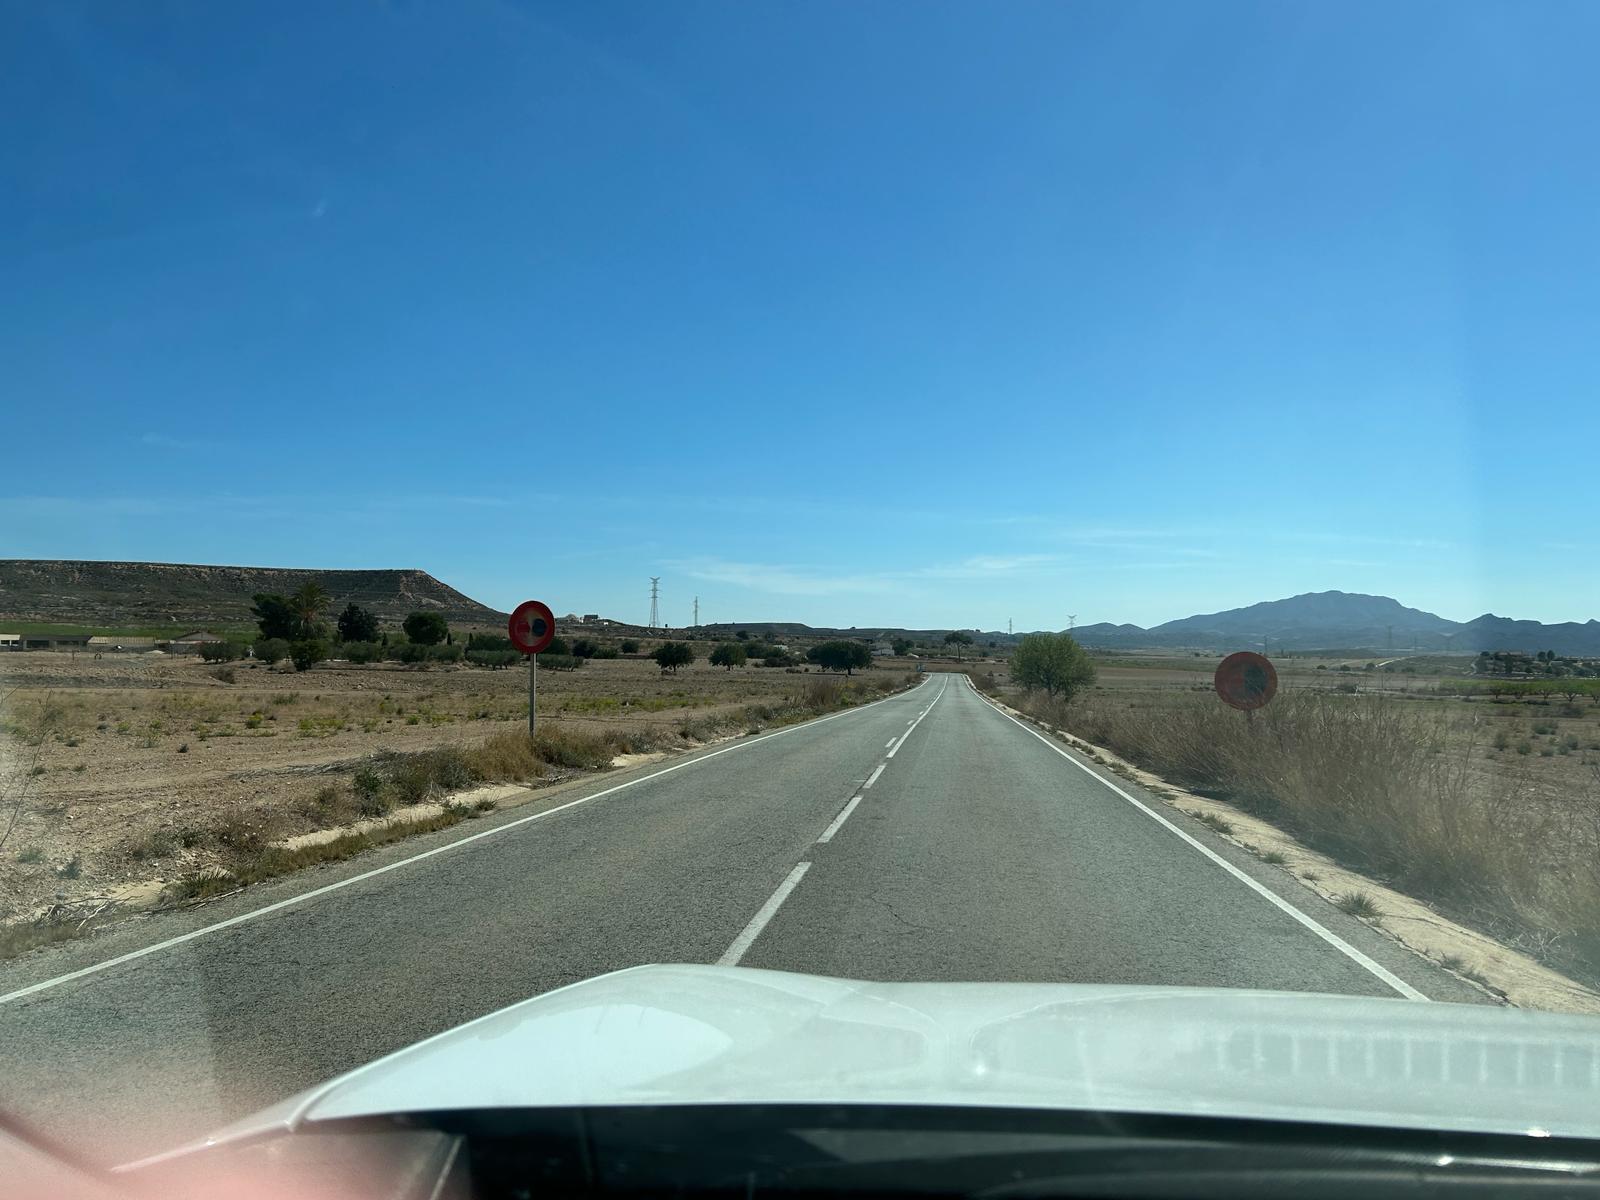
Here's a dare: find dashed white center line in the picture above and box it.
[863,764,885,789]
[885,738,896,749]
[815,795,863,844]
[717,862,812,966]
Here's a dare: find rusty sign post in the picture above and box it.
[508,600,557,737]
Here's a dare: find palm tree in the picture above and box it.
[291,581,330,639]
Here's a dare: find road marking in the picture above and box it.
[888,678,944,758]
[970,689,1429,1002]
[717,862,811,966]
[863,764,885,789]
[0,678,933,1009]
[816,795,863,844]
[885,738,897,749]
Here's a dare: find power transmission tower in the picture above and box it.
[1068,614,1077,631]
[649,578,660,629]
[1008,618,1013,636]
[693,596,699,627]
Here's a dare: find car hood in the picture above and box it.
[127,964,1600,1168]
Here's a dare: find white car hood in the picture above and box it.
[132,964,1600,1167]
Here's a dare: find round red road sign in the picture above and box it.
[508,600,556,655]
[1214,651,1277,711]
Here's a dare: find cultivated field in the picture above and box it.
[0,650,908,942]
[974,652,1600,985]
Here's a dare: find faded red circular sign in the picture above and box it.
[1214,651,1277,711]
[508,600,556,655]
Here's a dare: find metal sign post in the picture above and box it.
[508,599,557,739]
[528,651,538,738]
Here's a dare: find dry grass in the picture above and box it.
[988,679,1600,982]
[0,668,928,960]
[164,806,473,902]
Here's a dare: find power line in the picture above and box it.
[649,577,660,629]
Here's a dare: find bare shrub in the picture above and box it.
[803,678,841,711]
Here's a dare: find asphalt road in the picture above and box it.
[0,672,1484,1163]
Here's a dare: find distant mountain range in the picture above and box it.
[1071,591,1600,655]
[701,592,1598,655]
[3,562,1591,656]
[0,560,506,629]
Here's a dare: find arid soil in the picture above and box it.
[0,651,840,924]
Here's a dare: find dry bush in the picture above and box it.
[803,678,841,710]
[463,731,549,781]
[533,727,618,770]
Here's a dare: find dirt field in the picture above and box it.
[0,651,897,930]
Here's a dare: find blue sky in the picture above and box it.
[5,1,1597,630]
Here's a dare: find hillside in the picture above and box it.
[0,560,506,630]
[1072,590,1600,655]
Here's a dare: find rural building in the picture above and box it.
[87,636,160,653]
[0,633,19,651]
[18,633,92,650]
[167,631,225,654]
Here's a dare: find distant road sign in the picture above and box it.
[508,600,556,655]
[1214,651,1277,711]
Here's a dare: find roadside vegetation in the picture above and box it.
[149,672,913,907]
[976,655,1600,985]
[0,645,916,959]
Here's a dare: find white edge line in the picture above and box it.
[815,795,863,844]
[863,763,886,789]
[971,689,1429,1002]
[0,679,932,1008]
[717,861,812,966]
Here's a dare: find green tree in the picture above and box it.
[198,641,240,663]
[252,637,289,664]
[891,638,913,657]
[710,642,748,670]
[252,593,298,641]
[290,581,331,639]
[289,638,329,672]
[336,603,379,644]
[571,638,599,659]
[620,639,640,654]
[943,631,974,660]
[808,640,873,675]
[403,611,449,646]
[653,642,695,673]
[1009,632,1095,700]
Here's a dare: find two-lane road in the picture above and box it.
[0,672,1482,1163]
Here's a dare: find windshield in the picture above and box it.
[4,0,1600,1179]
